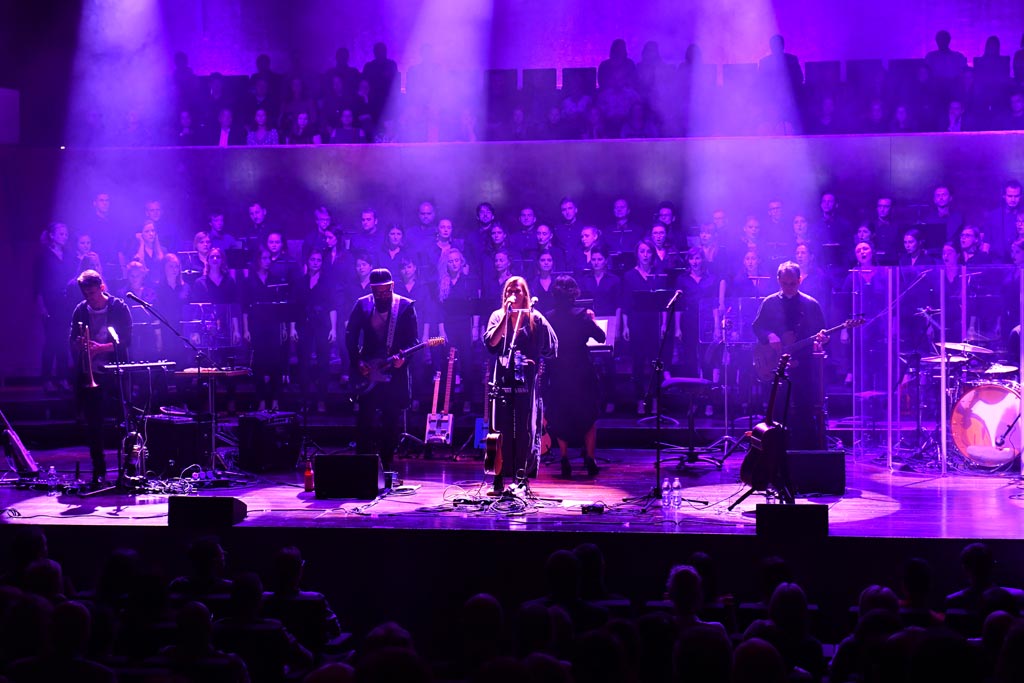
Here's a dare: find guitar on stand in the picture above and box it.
[425,347,457,458]
[729,354,793,511]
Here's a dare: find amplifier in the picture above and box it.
[237,411,300,472]
[145,415,211,476]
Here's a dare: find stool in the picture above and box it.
[661,377,722,468]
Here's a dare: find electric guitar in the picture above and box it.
[739,354,790,492]
[425,347,457,445]
[752,316,864,382]
[352,337,445,395]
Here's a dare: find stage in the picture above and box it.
[3,441,1024,540]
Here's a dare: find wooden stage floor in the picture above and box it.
[3,445,1024,539]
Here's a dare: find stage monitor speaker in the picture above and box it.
[145,416,211,475]
[314,454,384,500]
[237,411,300,472]
[168,496,247,528]
[756,504,828,539]
[786,450,846,496]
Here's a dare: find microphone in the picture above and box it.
[996,435,1005,447]
[664,290,682,311]
[529,296,539,308]
[107,326,120,345]
[125,291,152,308]
[504,295,516,310]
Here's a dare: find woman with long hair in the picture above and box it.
[483,275,557,494]
[544,275,604,478]
[127,221,166,284]
[246,107,279,146]
[190,247,241,353]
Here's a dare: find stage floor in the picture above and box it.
[3,445,1024,539]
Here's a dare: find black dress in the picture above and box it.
[545,307,605,443]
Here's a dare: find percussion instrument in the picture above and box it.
[950,381,1021,467]
[937,341,994,355]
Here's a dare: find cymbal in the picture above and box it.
[984,364,1019,375]
[937,342,994,355]
[921,355,967,364]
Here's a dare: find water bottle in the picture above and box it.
[661,478,671,503]
[670,477,683,508]
[46,466,59,496]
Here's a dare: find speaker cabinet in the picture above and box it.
[314,454,384,500]
[168,496,247,528]
[785,450,846,496]
[145,416,211,475]
[756,504,828,539]
[237,411,300,472]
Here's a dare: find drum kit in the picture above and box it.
[914,341,1021,470]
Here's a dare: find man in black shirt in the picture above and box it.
[345,268,419,470]
[751,261,827,450]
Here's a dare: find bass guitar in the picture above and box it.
[352,337,445,395]
[752,316,864,382]
[425,347,457,445]
[739,354,791,496]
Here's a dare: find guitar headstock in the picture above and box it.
[844,316,866,330]
[427,336,446,348]
[775,353,791,378]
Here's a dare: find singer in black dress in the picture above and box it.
[544,276,605,478]
[483,276,557,495]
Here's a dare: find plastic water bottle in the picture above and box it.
[670,477,683,508]
[661,478,671,504]
[46,466,59,496]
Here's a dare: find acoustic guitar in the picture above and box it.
[752,316,864,382]
[739,354,790,493]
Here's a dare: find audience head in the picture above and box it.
[673,623,732,683]
[732,637,786,683]
[52,600,92,657]
[961,542,995,585]
[859,584,899,616]
[185,535,227,578]
[543,549,581,601]
[666,564,703,615]
[936,29,952,49]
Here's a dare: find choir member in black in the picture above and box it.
[118,260,159,360]
[793,244,832,316]
[187,231,212,283]
[377,224,411,276]
[898,229,939,354]
[300,205,333,261]
[578,245,623,321]
[345,268,419,470]
[751,261,828,450]
[838,242,889,412]
[483,276,557,495]
[243,248,289,411]
[436,248,481,412]
[529,252,557,314]
[35,222,72,392]
[481,250,516,314]
[623,238,669,415]
[545,276,603,478]
[483,224,520,268]
[191,247,242,351]
[290,250,337,414]
[70,270,133,485]
[321,226,351,287]
[123,221,166,286]
[266,231,299,283]
[673,248,724,383]
[606,198,642,253]
[650,223,683,273]
[395,255,434,406]
[728,250,774,299]
[423,218,464,287]
[697,223,729,276]
[939,243,965,342]
[523,224,568,274]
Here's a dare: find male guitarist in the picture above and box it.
[751,261,827,450]
[346,268,419,470]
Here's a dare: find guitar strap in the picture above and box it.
[385,295,401,354]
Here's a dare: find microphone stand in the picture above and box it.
[82,331,132,496]
[128,298,221,473]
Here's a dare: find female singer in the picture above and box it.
[545,275,604,478]
[483,276,557,495]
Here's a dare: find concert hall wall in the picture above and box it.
[2,131,1024,375]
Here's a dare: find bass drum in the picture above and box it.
[950,382,1021,468]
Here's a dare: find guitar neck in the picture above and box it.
[430,371,442,414]
[442,352,455,414]
[784,321,849,354]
